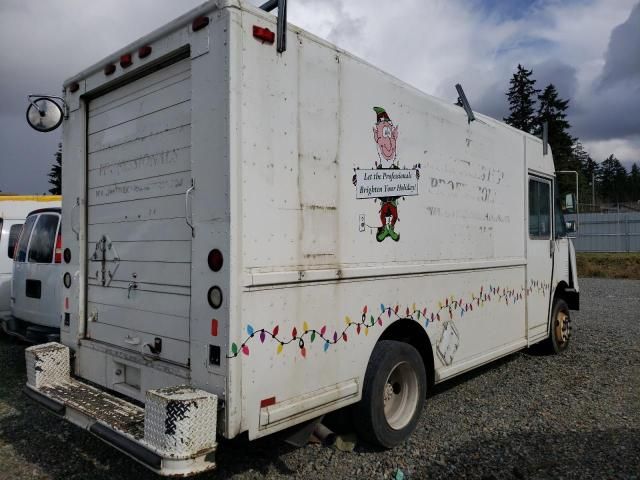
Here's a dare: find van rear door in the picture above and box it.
[85,55,192,367]
[12,212,61,328]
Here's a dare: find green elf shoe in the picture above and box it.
[388,224,400,241]
[376,225,389,242]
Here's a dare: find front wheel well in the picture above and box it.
[554,280,579,310]
[379,319,435,388]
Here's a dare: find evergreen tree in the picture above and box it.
[504,64,540,134]
[48,143,62,195]
[534,84,575,198]
[571,141,594,206]
[628,163,640,202]
[598,155,628,203]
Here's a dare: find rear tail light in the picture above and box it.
[120,53,133,68]
[208,249,223,272]
[138,45,152,58]
[55,234,62,264]
[192,16,210,31]
[253,25,275,44]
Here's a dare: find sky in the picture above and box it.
[0,0,638,194]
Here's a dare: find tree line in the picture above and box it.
[504,64,639,206]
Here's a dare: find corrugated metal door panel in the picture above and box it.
[88,171,191,206]
[86,57,191,366]
[89,60,190,113]
[86,240,191,263]
[88,101,191,154]
[87,218,192,243]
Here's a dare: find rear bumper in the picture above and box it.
[24,342,218,477]
[1,315,59,343]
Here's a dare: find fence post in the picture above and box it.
[626,215,630,253]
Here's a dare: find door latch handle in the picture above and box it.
[127,281,138,298]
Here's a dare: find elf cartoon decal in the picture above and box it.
[353,107,420,242]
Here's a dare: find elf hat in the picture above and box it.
[374,106,392,123]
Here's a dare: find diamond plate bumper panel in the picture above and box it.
[24,343,217,476]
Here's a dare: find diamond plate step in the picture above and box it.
[24,342,217,476]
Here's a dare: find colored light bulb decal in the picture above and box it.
[227,279,550,359]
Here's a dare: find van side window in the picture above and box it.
[529,178,551,239]
[8,224,23,259]
[15,215,37,262]
[28,214,59,263]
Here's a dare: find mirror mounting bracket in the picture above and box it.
[27,94,69,119]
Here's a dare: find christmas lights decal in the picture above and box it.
[228,279,551,359]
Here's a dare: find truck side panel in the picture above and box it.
[233,8,536,439]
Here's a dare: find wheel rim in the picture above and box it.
[383,361,420,430]
[555,309,570,346]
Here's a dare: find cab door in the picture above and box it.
[526,175,554,341]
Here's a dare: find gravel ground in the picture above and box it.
[0,277,638,480]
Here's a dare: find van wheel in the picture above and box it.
[543,298,571,354]
[354,340,426,448]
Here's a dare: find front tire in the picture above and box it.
[542,298,572,354]
[354,340,427,448]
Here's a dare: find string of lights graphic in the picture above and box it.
[228,280,551,359]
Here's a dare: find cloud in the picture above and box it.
[583,136,640,169]
[598,2,640,87]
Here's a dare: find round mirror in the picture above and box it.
[26,97,63,132]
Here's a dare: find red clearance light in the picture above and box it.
[192,16,210,31]
[120,54,133,68]
[208,249,223,272]
[68,82,80,93]
[260,397,276,408]
[54,233,62,264]
[104,63,116,75]
[138,45,152,58]
[211,319,218,336]
[253,25,275,44]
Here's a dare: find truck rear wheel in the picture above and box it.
[543,298,572,354]
[354,340,426,448]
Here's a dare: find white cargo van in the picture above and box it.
[4,207,63,342]
[0,196,61,319]
[24,1,579,476]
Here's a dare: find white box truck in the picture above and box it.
[24,0,579,476]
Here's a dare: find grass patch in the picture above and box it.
[576,252,640,279]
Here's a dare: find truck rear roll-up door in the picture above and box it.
[85,57,192,366]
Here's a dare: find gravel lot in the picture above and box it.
[1,277,638,480]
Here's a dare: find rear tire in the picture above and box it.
[542,298,572,354]
[354,340,426,448]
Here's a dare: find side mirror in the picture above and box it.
[565,220,576,234]
[26,96,64,132]
[564,193,576,213]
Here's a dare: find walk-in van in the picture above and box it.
[24,1,579,475]
[3,206,63,342]
[0,196,61,320]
